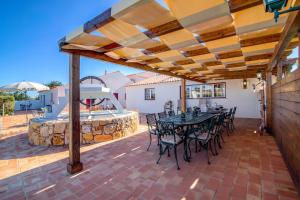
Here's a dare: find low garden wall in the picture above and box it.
[28,111,139,146]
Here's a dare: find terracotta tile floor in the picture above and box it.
[0,118,299,200]
[0,111,33,138]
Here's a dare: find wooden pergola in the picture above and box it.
[59,0,300,175]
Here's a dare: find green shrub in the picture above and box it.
[0,95,15,115]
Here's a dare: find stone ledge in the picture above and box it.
[28,111,139,146]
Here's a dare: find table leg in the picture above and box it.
[183,125,191,162]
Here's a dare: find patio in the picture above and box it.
[1,0,299,199]
[0,118,299,200]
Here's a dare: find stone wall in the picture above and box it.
[28,111,139,146]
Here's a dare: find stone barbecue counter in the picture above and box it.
[28,111,139,146]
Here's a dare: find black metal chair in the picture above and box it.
[157,121,183,170]
[168,110,175,117]
[186,107,192,113]
[223,108,233,135]
[158,111,167,119]
[230,106,237,132]
[145,114,159,151]
[187,117,217,165]
[193,106,201,113]
[212,113,226,154]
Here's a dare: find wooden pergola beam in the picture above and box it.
[61,48,204,83]
[268,4,300,71]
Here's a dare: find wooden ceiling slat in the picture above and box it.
[216,50,243,59]
[199,26,236,42]
[240,33,281,47]
[245,53,273,61]
[247,64,268,69]
[97,42,122,52]
[228,0,262,13]
[184,48,210,57]
[202,61,223,67]
[280,50,293,59]
[143,44,170,54]
[144,20,183,38]
[213,69,229,73]
[226,62,246,68]
[144,58,162,64]
[174,59,195,65]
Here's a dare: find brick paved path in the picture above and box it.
[0,119,299,200]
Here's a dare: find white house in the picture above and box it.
[126,75,262,118]
[99,71,133,107]
[38,71,137,113]
[127,71,157,83]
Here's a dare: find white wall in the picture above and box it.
[126,78,261,118]
[207,79,260,118]
[39,86,65,107]
[15,100,42,111]
[126,82,181,113]
[116,87,127,108]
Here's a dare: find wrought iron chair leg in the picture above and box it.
[198,141,202,151]
[174,145,180,170]
[226,123,230,136]
[195,139,198,152]
[167,146,170,157]
[206,143,211,165]
[157,144,167,164]
[231,121,235,132]
[147,133,152,151]
[220,133,225,143]
[187,139,192,158]
[214,137,218,155]
[217,135,222,149]
[209,140,216,156]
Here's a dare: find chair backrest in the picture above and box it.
[232,106,237,120]
[215,113,225,133]
[226,108,233,118]
[158,111,167,119]
[207,117,217,133]
[193,106,200,112]
[168,110,175,117]
[186,107,192,113]
[146,113,157,131]
[157,121,178,142]
[194,116,217,141]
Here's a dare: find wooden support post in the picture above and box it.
[298,32,300,65]
[67,54,83,174]
[277,62,283,81]
[265,71,272,133]
[181,79,186,113]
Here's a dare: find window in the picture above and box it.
[182,83,226,99]
[145,88,155,100]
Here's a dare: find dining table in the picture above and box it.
[159,112,216,162]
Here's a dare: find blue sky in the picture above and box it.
[0,0,142,86]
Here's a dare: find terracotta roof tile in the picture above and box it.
[127,75,180,87]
